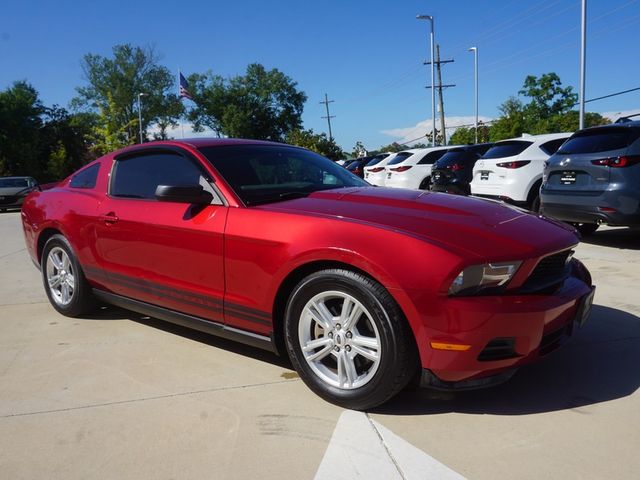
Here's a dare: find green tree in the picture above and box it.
[0,81,45,176]
[73,44,179,152]
[449,127,474,145]
[188,63,307,141]
[374,142,406,153]
[352,141,368,157]
[286,129,345,160]
[519,73,577,124]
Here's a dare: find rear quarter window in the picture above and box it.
[417,150,447,165]
[69,163,100,189]
[539,138,567,156]
[482,141,533,159]
[557,127,640,154]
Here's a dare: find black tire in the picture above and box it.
[530,195,540,213]
[284,269,418,410]
[418,177,431,190]
[573,223,599,236]
[41,234,96,317]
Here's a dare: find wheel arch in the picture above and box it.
[526,176,543,208]
[37,227,64,264]
[270,260,413,357]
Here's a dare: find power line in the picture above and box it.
[395,86,640,146]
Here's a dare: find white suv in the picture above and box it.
[470,133,570,211]
[363,152,395,186]
[385,146,450,190]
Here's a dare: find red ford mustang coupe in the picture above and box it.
[21,138,595,409]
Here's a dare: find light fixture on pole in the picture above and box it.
[417,14,436,146]
[579,0,587,130]
[138,92,146,144]
[468,47,478,144]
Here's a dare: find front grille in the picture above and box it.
[0,195,18,205]
[520,250,573,293]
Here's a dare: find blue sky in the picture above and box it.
[2,0,639,151]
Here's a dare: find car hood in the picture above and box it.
[0,186,31,196]
[260,187,577,260]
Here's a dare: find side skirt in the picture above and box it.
[92,289,277,354]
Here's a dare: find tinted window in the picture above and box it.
[387,152,414,165]
[0,178,29,188]
[482,140,532,159]
[111,152,207,200]
[70,163,100,189]
[557,127,640,154]
[365,154,390,167]
[417,150,447,165]
[199,145,367,205]
[436,150,478,167]
[539,138,567,156]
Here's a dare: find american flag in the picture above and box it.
[179,72,193,100]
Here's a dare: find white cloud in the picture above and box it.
[381,115,494,145]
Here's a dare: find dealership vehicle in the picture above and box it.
[471,133,571,211]
[385,146,450,190]
[21,138,594,409]
[540,122,640,235]
[346,156,373,178]
[363,153,393,186]
[0,176,39,211]
[431,144,493,195]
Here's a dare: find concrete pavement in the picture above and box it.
[1,211,639,479]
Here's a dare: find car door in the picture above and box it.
[93,148,228,324]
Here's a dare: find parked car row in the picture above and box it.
[0,176,39,212]
[344,121,640,235]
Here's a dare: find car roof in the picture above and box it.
[495,132,572,144]
[0,176,33,180]
[112,138,292,158]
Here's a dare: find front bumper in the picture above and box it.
[406,273,594,385]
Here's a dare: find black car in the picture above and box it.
[346,156,374,178]
[430,144,493,195]
[0,176,39,211]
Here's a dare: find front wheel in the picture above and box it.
[284,269,418,410]
[42,234,96,317]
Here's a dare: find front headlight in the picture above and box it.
[448,261,522,296]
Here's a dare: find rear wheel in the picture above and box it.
[284,269,418,410]
[573,223,599,236]
[419,177,431,190]
[42,234,96,317]
[530,195,540,213]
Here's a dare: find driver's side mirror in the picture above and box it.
[155,184,213,204]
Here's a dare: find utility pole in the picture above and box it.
[579,0,587,129]
[425,45,454,145]
[320,93,335,141]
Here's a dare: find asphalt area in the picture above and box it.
[1,210,639,479]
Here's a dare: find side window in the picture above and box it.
[418,150,447,165]
[111,152,215,201]
[70,164,100,189]
[540,139,567,156]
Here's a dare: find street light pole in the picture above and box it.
[417,15,436,147]
[469,47,478,143]
[138,92,146,144]
[579,0,587,130]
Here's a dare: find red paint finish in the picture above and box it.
[21,138,593,385]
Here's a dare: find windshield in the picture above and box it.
[482,141,532,159]
[557,127,640,154]
[0,178,29,188]
[198,145,368,205]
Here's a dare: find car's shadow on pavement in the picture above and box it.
[83,304,293,370]
[375,304,640,416]
[581,227,640,250]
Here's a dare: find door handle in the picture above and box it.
[100,213,119,224]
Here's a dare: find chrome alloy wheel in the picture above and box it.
[45,246,75,306]
[298,291,381,389]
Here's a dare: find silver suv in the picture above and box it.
[540,121,640,235]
